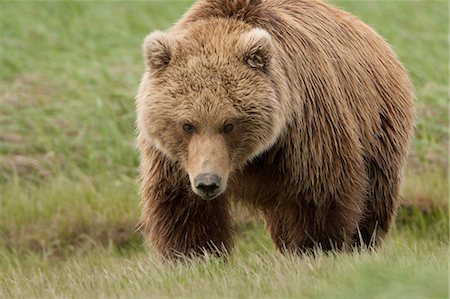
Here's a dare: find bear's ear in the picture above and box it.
[142,31,174,71]
[238,28,273,70]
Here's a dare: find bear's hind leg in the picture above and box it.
[354,157,401,247]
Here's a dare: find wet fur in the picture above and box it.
[136,0,415,258]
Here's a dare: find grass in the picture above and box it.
[0,1,448,298]
[1,235,447,299]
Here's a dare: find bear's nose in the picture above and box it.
[194,173,221,197]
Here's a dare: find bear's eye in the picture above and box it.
[222,123,234,134]
[182,123,194,134]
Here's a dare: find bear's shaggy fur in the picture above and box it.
[136,0,415,259]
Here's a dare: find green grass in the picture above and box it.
[1,233,447,299]
[0,1,448,298]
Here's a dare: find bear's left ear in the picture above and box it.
[142,31,174,72]
[238,28,273,70]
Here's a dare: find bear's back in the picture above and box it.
[173,0,414,161]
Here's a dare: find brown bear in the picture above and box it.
[136,0,415,259]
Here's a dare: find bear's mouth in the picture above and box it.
[196,190,222,200]
[192,186,225,200]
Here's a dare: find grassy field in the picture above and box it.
[0,1,448,298]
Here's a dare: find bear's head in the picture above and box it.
[137,19,286,200]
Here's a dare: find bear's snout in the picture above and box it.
[194,173,221,200]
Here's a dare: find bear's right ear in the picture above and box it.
[142,31,174,71]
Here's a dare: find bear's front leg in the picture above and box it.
[141,192,233,259]
[139,146,233,260]
[264,195,364,253]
